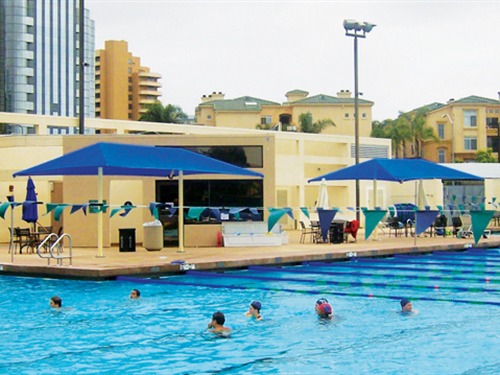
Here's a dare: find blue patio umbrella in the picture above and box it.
[13,142,264,256]
[22,177,38,228]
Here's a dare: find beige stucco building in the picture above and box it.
[0,111,394,249]
[195,89,374,137]
[408,95,500,163]
[95,40,162,121]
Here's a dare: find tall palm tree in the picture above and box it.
[139,102,188,124]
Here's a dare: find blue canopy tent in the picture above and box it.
[13,142,263,256]
[308,158,483,241]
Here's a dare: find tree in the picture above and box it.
[474,148,496,163]
[139,102,188,124]
[401,109,439,158]
[298,112,335,133]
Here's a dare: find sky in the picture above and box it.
[86,0,500,121]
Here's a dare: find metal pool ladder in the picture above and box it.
[37,233,73,266]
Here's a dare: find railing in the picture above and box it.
[37,233,72,266]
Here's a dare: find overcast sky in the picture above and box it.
[87,0,500,121]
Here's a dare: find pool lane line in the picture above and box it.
[184,270,499,294]
[247,265,498,285]
[429,253,500,263]
[354,257,500,270]
[372,255,500,269]
[116,276,500,307]
[304,261,499,278]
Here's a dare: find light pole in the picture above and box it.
[442,114,455,163]
[343,19,375,221]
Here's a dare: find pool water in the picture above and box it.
[1,249,499,374]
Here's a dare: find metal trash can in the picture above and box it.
[329,223,344,244]
[143,220,163,251]
[119,228,136,252]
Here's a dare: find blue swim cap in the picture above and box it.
[316,298,329,305]
[400,298,410,308]
[251,301,262,311]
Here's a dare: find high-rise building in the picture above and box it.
[0,0,94,126]
[95,40,161,121]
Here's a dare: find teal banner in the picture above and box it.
[0,202,10,219]
[470,210,495,244]
[363,210,387,239]
[187,207,206,221]
[54,205,69,222]
[300,207,309,219]
[267,208,292,232]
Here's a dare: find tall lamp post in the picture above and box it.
[343,19,375,221]
[442,114,455,163]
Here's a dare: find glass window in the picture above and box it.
[464,110,477,127]
[260,115,272,125]
[464,137,477,150]
[486,117,499,128]
[438,149,446,163]
[344,113,349,118]
[438,124,445,139]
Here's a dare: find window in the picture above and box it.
[181,145,263,168]
[260,115,272,125]
[207,115,212,120]
[464,137,477,150]
[464,110,477,127]
[438,124,445,139]
[362,113,367,118]
[486,117,499,128]
[438,149,446,163]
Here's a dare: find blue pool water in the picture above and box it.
[1,249,499,374]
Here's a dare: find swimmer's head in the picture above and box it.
[315,298,332,317]
[400,298,412,312]
[50,296,62,308]
[130,289,141,299]
[212,311,225,325]
[250,301,262,312]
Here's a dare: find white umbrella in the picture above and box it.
[315,178,330,209]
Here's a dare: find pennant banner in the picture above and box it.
[317,209,338,242]
[0,202,10,219]
[54,204,70,222]
[363,209,387,240]
[415,210,439,236]
[470,210,495,244]
[70,204,87,215]
[300,207,309,219]
[187,207,206,221]
[267,208,293,232]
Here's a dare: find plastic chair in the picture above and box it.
[299,221,316,243]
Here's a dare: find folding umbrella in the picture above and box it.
[14,142,263,256]
[22,177,38,231]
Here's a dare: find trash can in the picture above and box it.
[143,220,164,251]
[119,228,136,252]
[329,223,344,244]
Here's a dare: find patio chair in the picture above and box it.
[458,214,472,238]
[343,220,359,242]
[433,214,448,237]
[387,216,404,237]
[299,221,316,243]
[451,216,462,237]
[14,227,34,254]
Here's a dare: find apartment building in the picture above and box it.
[195,89,374,138]
[95,40,162,121]
[0,0,95,126]
[419,95,500,163]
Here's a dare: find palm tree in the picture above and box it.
[298,112,335,133]
[139,102,188,124]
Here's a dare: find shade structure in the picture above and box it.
[14,142,263,256]
[308,158,482,243]
[309,158,482,183]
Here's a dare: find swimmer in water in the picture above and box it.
[50,296,62,309]
[245,300,263,320]
[208,311,232,336]
[130,289,141,299]
[315,298,333,319]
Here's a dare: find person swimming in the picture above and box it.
[400,298,418,314]
[245,300,263,320]
[315,298,333,319]
[50,296,62,309]
[130,289,141,299]
[208,311,232,336]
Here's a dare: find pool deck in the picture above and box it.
[1,229,499,280]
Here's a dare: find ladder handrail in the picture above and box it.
[49,233,72,266]
[37,233,59,265]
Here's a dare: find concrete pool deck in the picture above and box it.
[0,230,499,280]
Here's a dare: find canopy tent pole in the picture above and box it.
[177,171,185,253]
[373,179,379,241]
[10,202,14,263]
[97,167,104,257]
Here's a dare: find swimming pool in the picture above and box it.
[1,249,498,374]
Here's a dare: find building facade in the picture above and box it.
[95,40,162,121]
[0,0,95,127]
[405,95,500,163]
[195,89,374,138]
